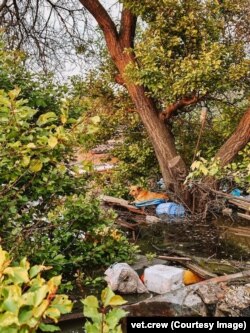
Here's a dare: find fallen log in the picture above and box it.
[101,195,146,215]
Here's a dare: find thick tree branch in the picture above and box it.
[79,0,119,56]
[160,94,206,120]
[119,8,137,49]
[215,107,250,166]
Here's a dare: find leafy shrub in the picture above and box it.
[186,144,250,192]
[0,246,72,332]
[82,287,128,333]
[0,43,139,286]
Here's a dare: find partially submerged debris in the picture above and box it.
[104,263,148,294]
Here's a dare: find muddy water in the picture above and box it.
[59,216,250,332]
[136,216,250,261]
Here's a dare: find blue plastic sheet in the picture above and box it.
[134,198,166,207]
[156,202,185,217]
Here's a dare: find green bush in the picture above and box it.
[0,246,73,332]
[0,42,139,286]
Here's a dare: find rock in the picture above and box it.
[216,285,250,316]
[196,283,226,304]
[124,285,207,317]
[104,263,148,294]
[144,265,184,294]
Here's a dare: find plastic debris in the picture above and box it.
[135,198,166,208]
[104,263,148,294]
[183,270,203,285]
[156,202,185,217]
[144,265,184,294]
[230,188,243,197]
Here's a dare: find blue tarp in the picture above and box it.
[134,198,166,207]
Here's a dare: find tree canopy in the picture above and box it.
[1,0,250,204]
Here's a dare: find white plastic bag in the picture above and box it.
[104,263,148,294]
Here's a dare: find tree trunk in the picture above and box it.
[125,83,188,196]
[215,107,250,166]
[80,0,189,204]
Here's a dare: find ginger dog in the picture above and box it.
[129,185,169,202]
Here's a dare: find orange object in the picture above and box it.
[140,273,144,283]
[183,270,203,285]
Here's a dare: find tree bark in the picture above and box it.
[215,107,250,166]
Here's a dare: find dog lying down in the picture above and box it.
[129,185,169,202]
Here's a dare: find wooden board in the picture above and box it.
[101,195,146,215]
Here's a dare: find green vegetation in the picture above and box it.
[0,42,138,292]
[82,287,128,333]
[0,0,249,328]
[0,247,72,332]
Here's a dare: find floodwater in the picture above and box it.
[59,215,250,332]
[136,215,250,261]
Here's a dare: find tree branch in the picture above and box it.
[160,94,206,120]
[215,107,250,166]
[119,8,137,49]
[79,0,119,53]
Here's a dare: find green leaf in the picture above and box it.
[29,159,43,172]
[2,297,20,314]
[51,295,73,314]
[101,287,115,307]
[20,257,30,270]
[108,295,127,306]
[32,300,49,318]
[8,88,21,100]
[48,136,58,149]
[18,308,33,324]
[84,321,101,333]
[29,265,52,278]
[39,323,60,332]
[21,155,31,167]
[0,312,18,327]
[3,267,29,284]
[82,296,101,322]
[37,112,57,126]
[44,307,61,320]
[82,296,98,309]
[33,285,48,307]
[106,308,128,329]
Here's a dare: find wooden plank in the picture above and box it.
[158,255,192,262]
[158,256,216,279]
[237,212,250,220]
[197,270,250,285]
[101,195,146,215]
[229,200,250,210]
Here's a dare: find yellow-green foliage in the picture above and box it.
[82,287,128,333]
[0,246,73,332]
